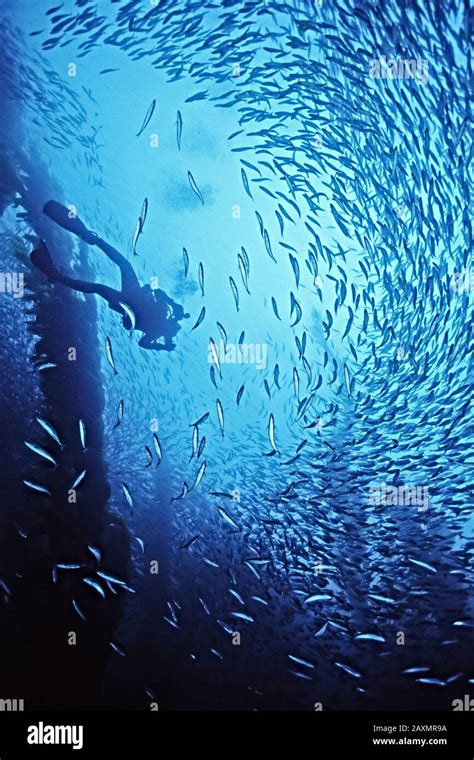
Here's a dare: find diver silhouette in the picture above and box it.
[31,201,189,351]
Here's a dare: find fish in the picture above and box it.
[216,399,224,437]
[188,171,204,205]
[267,413,279,455]
[164,616,180,630]
[271,297,281,320]
[199,598,211,615]
[119,301,136,331]
[183,247,189,278]
[79,418,86,452]
[288,655,314,669]
[191,461,206,490]
[238,253,250,294]
[96,571,128,588]
[236,385,245,405]
[185,90,208,102]
[198,262,204,296]
[241,168,253,199]
[153,433,162,466]
[229,276,239,311]
[197,436,206,459]
[131,218,141,256]
[105,337,118,374]
[36,417,63,449]
[140,198,148,229]
[88,545,101,563]
[288,670,312,681]
[407,558,437,573]
[35,362,57,372]
[72,600,86,620]
[216,322,227,349]
[122,483,133,509]
[110,641,126,656]
[191,306,205,331]
[218,507,240,531]
[229,589,245,606]
[231,612,254,623]
[273,364,281,389]
[23,480,50,496]
[335,662,362,679]
[136,98,156,137]
[71,470,86,490]
[304,594,332,603]
[191,412,210,427]
[144,446,153,468]
[251,596,269,606]
[113,400,124,430]
[263,229,277,263]
[83,577,106,598]
[314,622,329,637]
[180,534,200,549]
[176,110,183,150]
[24,441,57,467]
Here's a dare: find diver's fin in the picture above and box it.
[30,240,57,282]
[43,200,97,244]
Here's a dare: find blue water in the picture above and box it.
[0,0,472,710]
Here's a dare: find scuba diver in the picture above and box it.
[31,200,189,351]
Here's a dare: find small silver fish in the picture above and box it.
[188,170,204,205]
[198,262,204,297]
[24,441,57,467]
[119,301,136,332]
[36,417,63,448]
[191,461,206,490]
[71,470,86,490]
[113,399,124,430]
[136,98,156,138]
[176,110,183,150]
[122,483,133,509]
[83,577,106,598]
[72,599,86,620]
[216,399,224,437]
[88,545,101,563]
[268,413,279,454]
[23,479,50,496]
[105,337,118,375]
[131,218,141,256]
[153,433,162,466]
[231,612,254,623]
[218,507,240,531]
[79,418,86,452]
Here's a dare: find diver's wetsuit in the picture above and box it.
[31,202,188,351]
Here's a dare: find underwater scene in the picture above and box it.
[0,0,472,715]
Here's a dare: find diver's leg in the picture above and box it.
[31,239,122,306]
[52,271,122,304]
[93,237,141,292]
